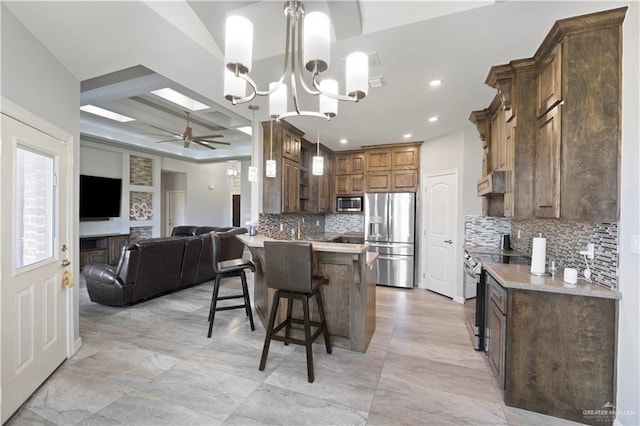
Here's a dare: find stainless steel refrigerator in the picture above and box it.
[364,192,416,288]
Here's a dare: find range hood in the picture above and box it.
[477,171,507,196]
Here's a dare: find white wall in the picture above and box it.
[419,129,482,302]
[1,5,81,357]
[161,157,240,227]
[616,1,640,423]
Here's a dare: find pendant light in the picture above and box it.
[247,104,259,182]
[312,128,323,176]
[265,119,277,178]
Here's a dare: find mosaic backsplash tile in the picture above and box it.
[129,155,153,186]
[325,214,364,234]
[259,213,325,239]
[465,215,619,289]
[510,220,618,289]
[465,215,512,247]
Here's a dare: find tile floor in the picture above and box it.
[7,275,582,425]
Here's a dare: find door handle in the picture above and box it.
[444,240,453,244]
[61,259,71,267]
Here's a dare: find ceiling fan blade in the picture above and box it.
[197,139,231,145]
[148,124,180,136]
[193,140,217,150]
[194,134,224,139]
[140,132,180,137]
[156,139,179,143]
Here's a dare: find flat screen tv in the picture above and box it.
[80,175,122,221]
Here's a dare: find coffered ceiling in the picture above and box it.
[4,1,625,162]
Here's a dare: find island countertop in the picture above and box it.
[483,262,621,300]
[238,234,378,352]
[237,234,377,266]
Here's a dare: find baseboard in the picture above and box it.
[73,337,82,355]
[453,296,465,304]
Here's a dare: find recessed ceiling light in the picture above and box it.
[236,126,252,135]
[428,116,439,122]
[429,79,442,87]
[151,88,209,111]
[80,105,135,122]
[340,138,348,144]
[403,133,412,139]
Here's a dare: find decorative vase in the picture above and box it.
[249,225,257,236]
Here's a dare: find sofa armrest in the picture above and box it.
[82,263,123,287]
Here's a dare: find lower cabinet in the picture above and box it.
[484,271,617,426]
[80,234,130,269]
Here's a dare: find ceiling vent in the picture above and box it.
[368,76,386,89]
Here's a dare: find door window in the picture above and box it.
[15,145,55,268]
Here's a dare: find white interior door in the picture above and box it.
[165,190,186,235]
[1,114,69,422]
[422,171,457,298]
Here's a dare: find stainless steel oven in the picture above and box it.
[463,248,530,352]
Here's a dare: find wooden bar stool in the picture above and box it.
[207,231,255,337]
[259,241,331,383]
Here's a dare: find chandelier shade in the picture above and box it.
[223,0,368,121]
[224,15,253,74]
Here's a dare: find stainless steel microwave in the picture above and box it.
[336,196,363,212]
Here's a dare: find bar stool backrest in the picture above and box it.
[263,241,313,293]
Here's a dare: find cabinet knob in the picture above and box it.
[444,240,453,244]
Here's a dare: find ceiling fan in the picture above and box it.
[143,112,230,150]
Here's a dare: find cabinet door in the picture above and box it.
[334,155,351,175]
[334,175,350,195]
[490,108,507,172]
[366,171,391,192]
[282,130,301,162]
[366,149,390,172]
[488,300,507,389]
[283,159,300,213]
[350,174,364,194]
[317,175,331,213]
[391,146,420,170]
[391,170,419,192]
[351,154,365,174]
[535,107,561,218]
[537,44,562,117]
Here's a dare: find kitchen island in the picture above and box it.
[237,235,378,353]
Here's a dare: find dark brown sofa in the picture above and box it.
[82,226,247,306]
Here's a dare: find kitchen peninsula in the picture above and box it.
[237,234,377,353]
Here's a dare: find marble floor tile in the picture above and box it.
[7,280,582,426]
[77,389,222,426]
[131,360,261,421]
[226,383,368,426]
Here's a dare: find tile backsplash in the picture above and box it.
[258,213,325,239]
[325,214,364,234]
[465,215,619,289]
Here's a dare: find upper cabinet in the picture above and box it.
[470,7,626,222]
[262,121,305,214]
[363,143,422,193]
[334,151,365,196]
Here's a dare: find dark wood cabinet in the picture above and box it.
[334,151,365,196]
[262,121,304,214]
[471,7,624,222]
[80,233,130,269]
[537,44,562,117]
[335,174,364,196]
[484,269,618,425]
[365,149,390,172]
[535,107,561,218]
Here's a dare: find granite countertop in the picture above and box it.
[463,244,528,257]
[304,233,342,242]
[483,262,621,300]
[237,234,368,255]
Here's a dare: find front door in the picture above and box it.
[1,114,70,422]
[422,171,457,298]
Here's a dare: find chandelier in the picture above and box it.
[223,0,369,121]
